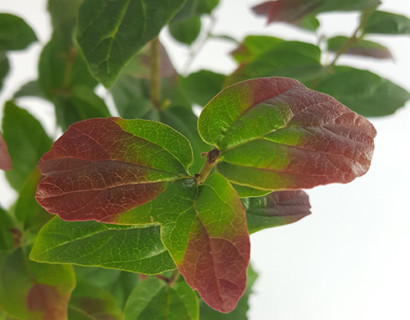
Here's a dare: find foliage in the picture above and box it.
[0,0,409,319]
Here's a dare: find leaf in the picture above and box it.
[196,0,220,14]
[12,80,46,99]
[35,118,193,221]
[311,66,410,117]
[0,247,75,320]
[2,101,52,190]
[68,279,122,320]
[0,14,37,51]
[327,36,393,60]
[231,35,284,64]
[179,70,226,107]
[0,207,14,256]
[53,86,111,131]
[123,277,198,320]
[0,51,9,91]
[13,167,52,231]
[76,0,186,87]
[198,77,376,191]
[169,16,202,45]
[252,0,380,25]
[199,264,257,320]
[0,132,11,171]
[363,10,410,35]
[225,41,323,86]
[30,217,176,274]
[243,190,311,233]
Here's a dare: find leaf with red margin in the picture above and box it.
[35,117,193,222]
[0,247,75,320]
[243,190,311,233]
[198,77,376,191]
[0,132,11,171]
[252,0,380,25]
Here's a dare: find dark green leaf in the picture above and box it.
[0,52,9,91]
[0,207,14,257]
[1,101,51,191]
[196,0,219,14]
[311,66,410,116]
[68,279,122,320]
[53,86,111,131]
[363,10,410,35]
[179,70,225,107]
[12,80,45,99]
[0,247,75,320]
[123,277,198,320]
[31,217,176,274]
[169,16,202,45]
[76,0,186,87]
[243,190,311,233]
[200,265,258,320]
[0,14,37,51]
[226,41,323,86]
[327,36,392,59]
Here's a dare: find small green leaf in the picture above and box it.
[200,265,257,320]
[0,52,9,91]
[179,70,226,107]
[124,277,198,320]
[311,66,410,117]
[327,36,392,59]
[76,0,186,87]
[0,14,37,51]
[68,279,123,320]
[243,190,311,233]
[226,41,323,86]
[12,80,45,99]
[0,207,14,256]
[53,86,111,131]
[363,10,410,35]
[231,35,284,64]
[169,16,202,45]
[198,77,376,191]
[30,217,176,274]
[0,247,75,320]
[2,101,51,191]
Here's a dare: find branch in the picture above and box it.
[150,37,161,109]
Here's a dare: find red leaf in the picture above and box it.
[0,132,12,171]
[36,118,187,222]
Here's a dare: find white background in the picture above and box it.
[1,1,410,319]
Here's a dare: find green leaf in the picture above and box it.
[311,66,410,117]
[2,101,52,190]
[160,106,212,175]
[198,77,376,191]
[169,16,202,45]
[38,32,98,100]
[30,217,176,274]
[123,277,198,320]
[231,35,284,64]
[243,190,311,233]
[296,15,320,31]
[0,14,37,51]
[76,0,186,87]
[226,41,323,86]
[179,70,225,107]
[12,80,45,99]
[0,207,14,257]
[363,10,410,35]
[200,265,257,320]
[0,247,75,320]
[0,52,9,91]
[53,86,111,131]
[196,0,219,14]
[327,36,392,59]
[68,279,123,320]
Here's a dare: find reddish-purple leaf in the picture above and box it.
[0,132,12,171]
[244,190,311,233]
[36,118,192,222]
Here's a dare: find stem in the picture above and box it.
[61,46,77,92]
[150,37,161,109]
[155,270,180,286]
[196,148,220,185]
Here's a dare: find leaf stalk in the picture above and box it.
[196,148,220,185]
